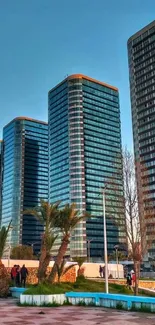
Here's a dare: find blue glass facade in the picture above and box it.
[1,118,48,253]
[0,140,3,226]
[48,74,126,260]
[128,21,155,255]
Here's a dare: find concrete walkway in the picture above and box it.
[0,298,155,324]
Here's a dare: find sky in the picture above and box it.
[0,0,155,149]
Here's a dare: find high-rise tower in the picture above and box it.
[0,140,3,226]
[1,117,48,253]
[128,21,155,255]
[48,74,126,260]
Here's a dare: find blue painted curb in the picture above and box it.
[9,287,27,298]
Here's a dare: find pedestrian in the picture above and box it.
[126,273,132,291]
[11,265,17,286]
[21,264,28,288]
[102,266,105,278]
[99,265,103,277]
[16,265,21,287]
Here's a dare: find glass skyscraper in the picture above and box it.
[1,117,48,253]
[128,21,155,255]
[0,140,3,226]
[48,74,126,260]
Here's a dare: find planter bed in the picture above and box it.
[20,293,66,306]
[9,287,27,298]
[66,292,155,311]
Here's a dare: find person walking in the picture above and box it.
[11,265,17,286]
[99,265,103,277]
[21,264,28,287]
[126,273,133,291]
[102,266,105,278]
[16,265,21,287]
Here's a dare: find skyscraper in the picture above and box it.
[0,140,3,226]
[1,117,48,253]
[127,21,155,255]
[48,74,126,260]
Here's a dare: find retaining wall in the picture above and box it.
[6,266,76,284]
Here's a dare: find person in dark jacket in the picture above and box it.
[21,264,28,287]
[99,265,103,277]
[11,265,17,286]
[126,273,133,291]
[16,265,21,287]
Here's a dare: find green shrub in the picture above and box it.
[77,300,87,306]
[131,303,152,313]
[0,262,9,297]
[23,278,135,296]
[76,275,85,282]
[63,298,72,306]
[87,301,96,307]
[116,302,124,310]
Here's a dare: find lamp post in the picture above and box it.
[27,242,38,254]
[114,245,119,279]
[102,187,109,294]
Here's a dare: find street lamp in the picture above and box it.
[114,245,119,279]
[102,187,109,294]
[27,242,38,254]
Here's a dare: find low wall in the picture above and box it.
[2,260,124,279]
[104,279,155,290]
[66,292,155,311]
[81,263,124,279]
[19,291,155,309]
[20,293,66,306]
[6,266,76,284]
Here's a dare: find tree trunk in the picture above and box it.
[38,244,47,283]
[38,234,51,283]
[134,260,140,296]
[49,234,70,283]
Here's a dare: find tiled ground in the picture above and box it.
[0,299,155,325]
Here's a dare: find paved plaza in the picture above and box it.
[0,299,155,325]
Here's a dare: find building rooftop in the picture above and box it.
[128,20,155,44]
[49,73,118,93]
[4,116,48,129]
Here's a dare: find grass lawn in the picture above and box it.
[24,277,132,295]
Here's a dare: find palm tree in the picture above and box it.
[56,260,76,283]
[73,256,86,277]
[49,203,88,283]
[23,200,60,283]
[108,251,127,263]
[0,221,12,261]
[0,221,12,297]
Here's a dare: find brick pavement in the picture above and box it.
[0,298,155,325]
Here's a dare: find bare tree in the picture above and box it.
[122,148,141,295]
[109,148,153,295]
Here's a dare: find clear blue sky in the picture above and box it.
[0,0,154,149]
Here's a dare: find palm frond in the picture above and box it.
[62,264,76,276]
[73,256,86,267]
[0,220,12,258]
[56,261,76,282]
[45,233,58,252]
[23,200,61,228]
[55,260,65,281]
[56,203,90,235]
